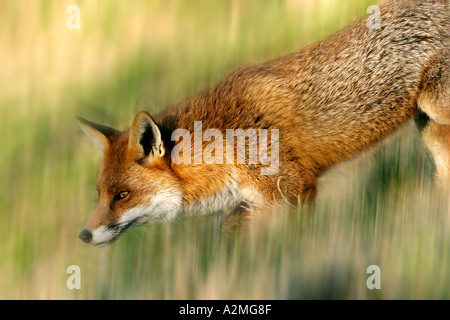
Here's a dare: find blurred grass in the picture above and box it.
[0,0,449,299]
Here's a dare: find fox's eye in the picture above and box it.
[115,191,129,201]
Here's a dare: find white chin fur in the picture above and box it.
[91,226,116,246]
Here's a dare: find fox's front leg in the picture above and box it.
[419,118,450,221]
[221,202,251,231]
[421,120,450,187]
[417,54,450,212]
[424,122,450,227]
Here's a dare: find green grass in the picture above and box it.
[1,0,449,299]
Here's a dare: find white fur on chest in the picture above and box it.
[181,181,264,216]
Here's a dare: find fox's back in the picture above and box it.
[257,0,448,168]
[160,0,448,175]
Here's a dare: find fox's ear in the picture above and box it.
[77,117,119,152]
[128,111,165,165]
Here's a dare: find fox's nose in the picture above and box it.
[79,229,92,243]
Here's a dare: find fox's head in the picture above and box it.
[77,112,182,246]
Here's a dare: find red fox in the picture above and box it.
[78,0,449,246]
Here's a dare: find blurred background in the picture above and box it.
[0,0,448,299]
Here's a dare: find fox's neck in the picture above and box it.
[153,95,238,211]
